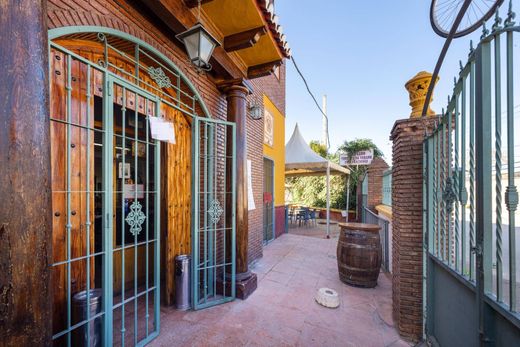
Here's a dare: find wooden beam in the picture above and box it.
[247,59,282,79]
[218,78,257,299]
[0,0,52,344]
[224,26,267,52]
[139,0,244,79]
[185,0,214,8]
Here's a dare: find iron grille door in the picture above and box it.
[49,45,161,346]
[192,116,236,310]
[108,76,161,346]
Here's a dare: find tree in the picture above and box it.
[309,140,328,158]
[287,140,347,210]
[286,138,384,213]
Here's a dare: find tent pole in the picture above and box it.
[326,163,330,238]
[345,175,350,222]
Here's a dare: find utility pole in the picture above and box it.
[322,94,329,150]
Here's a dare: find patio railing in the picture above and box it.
[363,207,390,272]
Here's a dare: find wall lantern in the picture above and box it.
[176,23,220,72]
[249,104,263,120]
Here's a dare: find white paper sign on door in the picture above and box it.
[149,116,176,144]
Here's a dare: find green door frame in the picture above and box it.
[263,157,275,244]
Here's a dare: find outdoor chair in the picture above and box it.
[309,209,317,226]
[288,208,296,225]
[297,208,310,227]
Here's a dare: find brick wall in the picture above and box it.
[367,157,389,212]
[274,205,286,238]
[46,0,285,265]
[247,63,286,262]
[390,116,438,342]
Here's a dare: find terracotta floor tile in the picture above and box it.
[150,234,406,347]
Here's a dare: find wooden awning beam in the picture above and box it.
[140,0,243,80]
[185,0,214,8]
[224,26,267,52]
[247,59,282,79]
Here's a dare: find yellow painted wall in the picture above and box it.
[262,94,285,207]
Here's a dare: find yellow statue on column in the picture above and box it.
[405,71,439,118]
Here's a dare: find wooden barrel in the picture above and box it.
[337,222,382,288]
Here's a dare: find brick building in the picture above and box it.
[0,0,288,345]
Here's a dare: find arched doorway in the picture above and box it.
[48,27,236,346]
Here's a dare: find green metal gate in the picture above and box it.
[423,5,520,345]
[48,26,236,345]
[108,76,161,346]
[192,116,236,310]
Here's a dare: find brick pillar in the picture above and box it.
[367,157,390,212]
[390,117,438,342]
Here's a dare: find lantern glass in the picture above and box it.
[200,31,216,64]
[182,30,201,64]
[176,23,220,69]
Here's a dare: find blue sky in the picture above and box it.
[276,0,514,160]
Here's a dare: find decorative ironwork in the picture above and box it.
[505,0,516,26]
[492,10,503,32]
[126,200,146,236]
[207,198,224,224]
[424,1,520,325]
[443,176,457,214]
[148,66,173,89]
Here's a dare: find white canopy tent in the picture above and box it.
[285,124,350,237]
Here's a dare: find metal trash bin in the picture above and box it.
[175,255,191,310]
[72,288,103,347]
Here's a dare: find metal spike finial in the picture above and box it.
[469,40,474,56]
[492,10,503,32]
[454,77,457,86]
[505,0,516,27]
[459,60,464,72]
[481,22,489,39]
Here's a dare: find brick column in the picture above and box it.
[390,117,438,342]
[367,157,390,212]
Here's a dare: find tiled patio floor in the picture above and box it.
[287,218,341,239]
[150,233,410,347]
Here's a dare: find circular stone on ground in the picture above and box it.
[315,287,340,308]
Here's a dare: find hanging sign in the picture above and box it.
[148,116,176,144]
[339,149,374,166]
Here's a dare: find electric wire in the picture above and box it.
[290,56,327,121]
